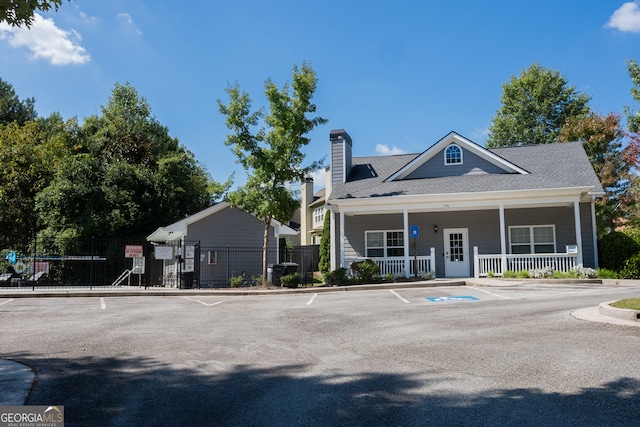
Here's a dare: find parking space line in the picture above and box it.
[389,289,410,303]
[181,296,232,307]
[466,285,510,299]
[100,298,107,309]
[0,299,14,306]
[306,293,318,306]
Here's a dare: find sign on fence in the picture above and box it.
[154,246,173,260]
[125,245,144,258]
[132,257,145,274]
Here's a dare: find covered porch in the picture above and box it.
[330,190,598,279]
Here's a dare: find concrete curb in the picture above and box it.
[0,280,467,298]
[599,301,640,322]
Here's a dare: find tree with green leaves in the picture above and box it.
[36,82,219,245]
[0,77,36,125]
[318,210,331,276]
[557,112,634,234]
[625,59,640,133]
[0,0,69,27]
[218,62,327,286]
[486,63,591,147]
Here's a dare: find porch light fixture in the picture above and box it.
[434,225,438,233]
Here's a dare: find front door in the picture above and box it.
[444,228,469,277]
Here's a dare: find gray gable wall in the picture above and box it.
[405,144,509,179]
[186,205,278,249]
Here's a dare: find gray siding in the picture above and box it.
[342,210,500,276]
[580,202,596,268]
[406,144,507,179]
[331,138,352,185]
[186,206,279,286]
[186,206,276,249]
[339,204,597,276]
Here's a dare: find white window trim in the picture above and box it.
[508,225,557,254]
[365,230,405,258]
[313,207,325,226]
[444,144,463,166]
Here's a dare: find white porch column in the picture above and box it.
[574,201,584,266]
[330,209,336,271]
[591,195,599,268]
[340,210,345,269]
[403,209,410,278]
[499,204,507,274]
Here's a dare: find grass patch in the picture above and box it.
[610,298,640,310]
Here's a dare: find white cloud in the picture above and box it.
[117,13,142,36]
[375,144,407,155]
[0,14,89,65]
[309,168,327,189]
[606,2,640,33]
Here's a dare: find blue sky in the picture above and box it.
[1,1,640,190]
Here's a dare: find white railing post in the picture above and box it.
[473,246,479,278]
[430,247,436,274]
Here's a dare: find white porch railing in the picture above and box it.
[474,247,578,278]
[345,248,436,278]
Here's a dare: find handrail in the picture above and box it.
[111,269,132,286]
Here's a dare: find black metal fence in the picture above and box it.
[1,237,319,289]
[197,245,320,287]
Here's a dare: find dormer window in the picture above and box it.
[445,144,462,165]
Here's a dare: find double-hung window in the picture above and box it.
[509,225,556,254]
[313,207,324,226]
[366,230,404,257]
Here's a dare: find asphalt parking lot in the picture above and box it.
[1,282,639,426]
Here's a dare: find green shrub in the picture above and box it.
[599,231,640,272]
[596,268,618,279]
[350,259,381,283]
[621,253,640,279]
[228,276,243,288]
[502,270,517,278]
[280,272,301,288]
[324,267,348,285]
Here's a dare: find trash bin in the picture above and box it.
[181,272,194,289]
[268,262,298,287]
[268,264,285,287]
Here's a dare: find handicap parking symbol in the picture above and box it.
[426,296,479,302]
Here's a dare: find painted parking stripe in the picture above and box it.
[0,299,14,306]
[426,296,479,302]
[389,289,410,303]
[100,298,107,309]
[181,296,232,307]
[466,285,510,299]
[306,293,318,306]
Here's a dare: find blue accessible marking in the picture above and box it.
[426,296,479,302]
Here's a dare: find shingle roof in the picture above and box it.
[328,141,604,201]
